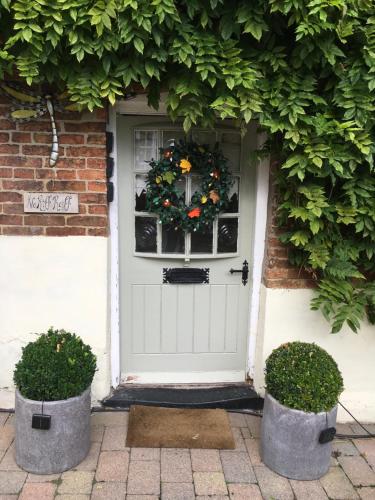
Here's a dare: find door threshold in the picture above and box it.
[102,383,264,410]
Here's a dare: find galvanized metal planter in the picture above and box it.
[261,392,337,480]
[15,387,91,474]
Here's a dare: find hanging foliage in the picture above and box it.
[0,0,374,333]
[146,141,232,232]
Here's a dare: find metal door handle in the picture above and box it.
[229,260,249,286]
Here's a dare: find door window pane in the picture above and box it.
[135,216,157,253]
[191,225,213,254]
[221,132,241,172]
[135,175,147,211]
[162,130,185,148]
[162,225,185,254]
[218,218,238,253]
[224,177,239,213]
[134,130,158,171]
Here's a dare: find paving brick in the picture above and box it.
[96,451,129,482]
[245,415,261,438]
[75,442,101,471]
[336,423,354,435]
[320,466,359,499]
[195,497,229,500]
[245,438,262,465]
[254,465,294,500]
[0,495,18,500]
[290,479,329,499]
[339,456,375,486]
[127,460,160,496]
[55,495,89,500]
[228,483,262,499]
[191,449,222,472]
[91,425,105,443]
[228,413,247,427]
[161,482,195,499]
[102,426,127,451]
[19,482,56,500]
[0,414,9,427]
[353,439,375,467]
[240,428,251,439]
[91,481,127,499]
[26,472,60,482]
[351,425,375,436]
[161,449,192,482]
[220,451,256,483]
[0,445,22,471]
[130,448,160,461]
[332,440,360,457]
[125,496,159,500]
[193,472,228,496]
[0,426,14,451]
[0,471,27,494]
[230,428,246,452]
[357,487,375,499]
[91,412,128,427]
[58,471,94,495]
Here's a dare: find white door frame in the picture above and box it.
[107,98,269,388]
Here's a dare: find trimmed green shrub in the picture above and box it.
[14,327,97,401]
[265,342,344,413]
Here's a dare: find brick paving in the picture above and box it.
[0,411,375,499]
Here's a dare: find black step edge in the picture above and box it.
[102,384,264,410]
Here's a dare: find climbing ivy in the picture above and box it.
[0,0,374,332]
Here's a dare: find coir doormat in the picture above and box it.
[126,405,235,449]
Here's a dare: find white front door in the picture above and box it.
[117,115,256,383]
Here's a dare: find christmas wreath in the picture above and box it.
[146,141,233,232]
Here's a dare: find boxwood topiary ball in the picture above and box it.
[265,342,344,413]
[14,327,97,402]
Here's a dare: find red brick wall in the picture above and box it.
[0,96,108,236]
[262,168,315,289]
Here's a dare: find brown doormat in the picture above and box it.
[126,405,235,449]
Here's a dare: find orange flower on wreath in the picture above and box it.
[188,207,201,218]
[180,158,192,174]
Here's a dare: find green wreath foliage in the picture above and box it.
[146,141,232,232]
[0,0,374,332]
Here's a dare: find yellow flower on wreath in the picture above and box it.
[180,158,192,174]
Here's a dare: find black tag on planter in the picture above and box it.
[319,427,336,444]
[32,414,51,430]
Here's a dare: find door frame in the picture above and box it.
[107,97,270,388]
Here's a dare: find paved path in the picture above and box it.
[0,411,375,499]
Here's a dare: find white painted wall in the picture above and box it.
[0,236,110,408]
[254,285,375,422]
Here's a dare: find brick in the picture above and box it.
[11,132,31,143]
[88,227,108,236]
[353,439,375,464]
[91,412,128,427]
[96,451,129,482]
[58,471,94,495]
[65,122,106,133]
[332,440,360,457]
[290,479,328,499]
[56,169,77,180]
[19,122,59,132]
[22,145,51,156]
[14,169,34,179]
[0,215,22,226]
[320,466,359,499]
[33,133,52,144]
[130,448,160,461]
[0,145,19,154]
[228,484,262,500]
[87,134,106,145]
[0,168,12,178]
[338,456,375,487]
[0,156,43,168]
[88,204,107,215]
[127,461,160,496]
[46,180,85,191]
[26,473,60,483]
[193,472,227,496]
[35,169,55,179]
[191,449,222,472]
[75,442,101,471]
[245,439,262,466]
[2,226,44,236]
[228,413,247,427]
[87,158,106,169]
[78,169,105,180]
[254,466,294,500]
[59,134,85,145]
[0,426,14,451]
[0,119,13,130]
[0,192,22,203]
[24,215,65,226]
[19,482,56,500]
[161,449,192,483]
[220,451,256,483]
[55,495,89,500]
[3,180,43,190]
[0,444,22,472]
[66,146,106,158]
[161,482,195,499]
[0,471,27,494]
[45,227,86,236]
[90,425,104,443]
[58,158,86,169]
[91,482,126,500]
[67,215,107,227]
[88,181,107,192]
[102,426,127,451]
[357,487,375,499]
[0,133,9,143]
[80,193,107,204]
[230,427,246,451]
